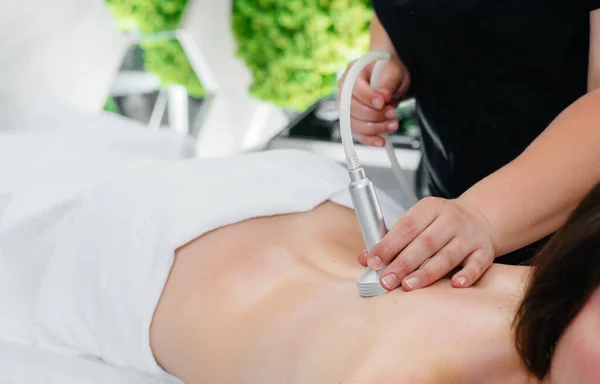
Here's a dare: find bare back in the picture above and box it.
[150,202,532,383]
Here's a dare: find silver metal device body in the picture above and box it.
[348,168,388,251]
[350,168,390,297]
[339,51,398,297]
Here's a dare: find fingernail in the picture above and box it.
[367,256,382,270]
[457,276,467,287]
[382,273,397,289]
[372,98,383,109]
[405,277,421,290]
[387,121,398,132]
[385,109,397,120]
[374,140,384,147]
[357,249,368,258]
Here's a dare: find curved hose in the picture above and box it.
[339,51,391,171]
[340,51,418,204]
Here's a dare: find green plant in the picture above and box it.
[105,0,188,34]
[103,97,121,113]
[141,39,206,98]
[233,0,373,111]
[104,0,205,98]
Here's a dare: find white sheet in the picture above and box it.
[0,130,183,382]
[0,119,192,383]
[0,130,404,379]
[0,339,179,384]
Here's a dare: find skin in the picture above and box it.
[547,287,600,384]
[340,13,600,293]
[150,202,532,383]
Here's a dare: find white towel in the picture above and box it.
[0,137,403,377]
[0,339,178,384]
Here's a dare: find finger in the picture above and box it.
[356,64,395,107]
[452,248,494,288]
[357,249,368,267]
[376,88,393,102]
[338,63,392,110]
[351,97,398,122]
[393,68,411,99]
[352,73,391,110]
[349,97,394,123]
[354,134,385,147]
[378,216,455,290]
[351,117,398,137]
[377,60,406,94]
[368,197,443,267]
[398,238,467,291]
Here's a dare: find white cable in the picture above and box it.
[370,61,419,205]
[340,51,419,204]
[383,138,418,204]
[339,51,391,170]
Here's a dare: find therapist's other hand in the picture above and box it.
[337,55,410,147]
[357,197,496,291]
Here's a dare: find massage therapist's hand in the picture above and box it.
[358,197,497,291]
[337,55,410,147]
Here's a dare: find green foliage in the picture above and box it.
[105,0,205,98]
[141,40,206,98]
[105,0,188,34]
[103,97,121,113]
[233,0,373,111]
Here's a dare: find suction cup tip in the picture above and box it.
[356,268,388,297]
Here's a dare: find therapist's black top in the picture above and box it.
[373,0,600,264]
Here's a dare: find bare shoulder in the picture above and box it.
[344,354,531,384]
[476,263,531,295]
[339,341,464,384]
[343,356,461,384]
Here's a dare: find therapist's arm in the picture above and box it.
[588,10,600,91]
[361,90,600,292]
[474,11,600,254]
[461,89,600,257]
[358,11,600,292]
[369,14,397,54]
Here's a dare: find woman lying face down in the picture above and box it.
[3,135,597,383]
[150,200,532,383]
[150,180,600,383]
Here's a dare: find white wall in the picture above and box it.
[0,0,127,112]
[0,0,287,154]
[180,0,289,157]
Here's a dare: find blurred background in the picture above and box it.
[0,0,423,203]
[103,0,373,119]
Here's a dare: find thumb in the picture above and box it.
[371,60,406,100]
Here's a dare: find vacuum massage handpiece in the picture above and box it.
[349,168,390,297]
[339,51,394,297]
[349,168,388,251]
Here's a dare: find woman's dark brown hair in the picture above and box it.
[514,182,600,379]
